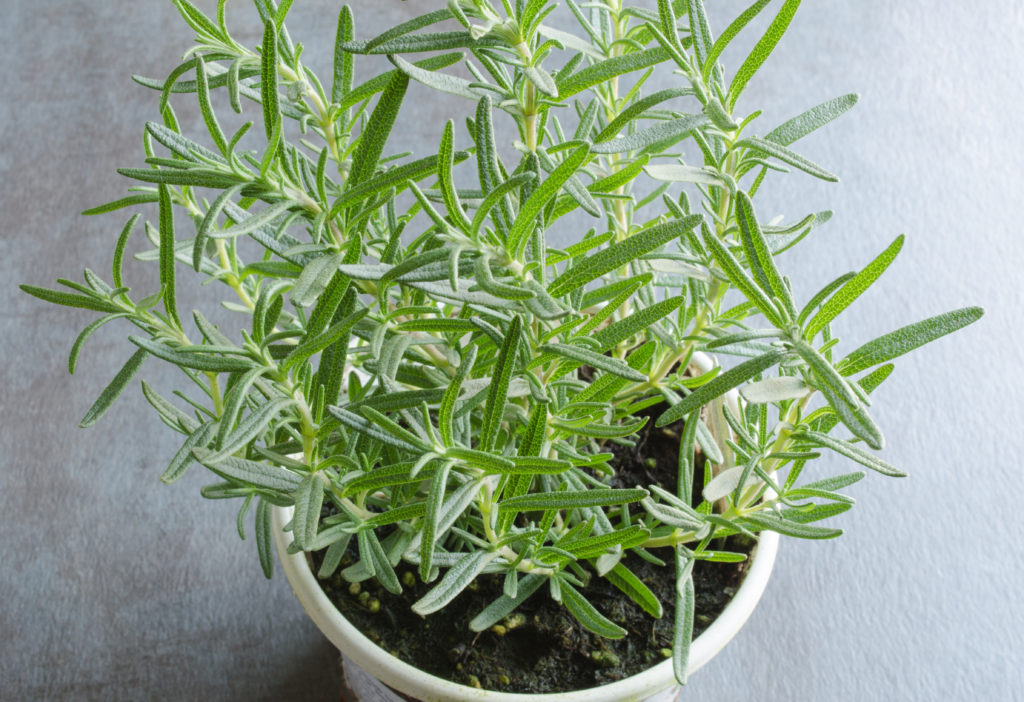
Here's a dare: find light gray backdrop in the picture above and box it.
[2,1,1021,700]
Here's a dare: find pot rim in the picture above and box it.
[271,351,780,701]
[274,507,777,701]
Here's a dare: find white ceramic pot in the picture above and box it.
[271,352,780,701]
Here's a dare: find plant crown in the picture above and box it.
[22,0,982,685]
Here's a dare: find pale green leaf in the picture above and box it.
[560,579,626,638]
[727,0,801,110]
[738,136,837,182]
[837,307,984,377]
[766,93,860,146]
[412,550,498,615]
[805,236,904,340]
[79,349,148,428]
[657,350,786,427]
[292,474,324,550]
[549,216,701,297]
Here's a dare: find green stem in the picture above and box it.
[207,372,224,416]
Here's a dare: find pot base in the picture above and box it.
[340,653,409,702]
[339,653,681,702]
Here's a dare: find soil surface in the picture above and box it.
[312,404,755,694]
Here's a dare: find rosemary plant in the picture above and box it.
[22,0,982,687]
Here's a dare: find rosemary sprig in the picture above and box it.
[22,0,982,687]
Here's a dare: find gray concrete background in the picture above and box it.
[2,1,1021,700]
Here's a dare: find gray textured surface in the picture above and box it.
[2,1,1021,701]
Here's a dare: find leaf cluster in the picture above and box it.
[22,0,982,688]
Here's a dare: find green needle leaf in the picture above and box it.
[79,348,148,428]
[412,550,498,615]
[727,0,801,110]
[202,397,296,464]
[281,307,368,372]
[116,167,244,189]
[742,511,843,539]
[766,93,860,146]
[365,9,453,52]
[480,315,521,452]
[446,447,515,473]
[19,285,121,314]
[332,6,354,104]
[82,194,159,216]
[549,215,701,297]
[539,344,647,382]
[365,528,402,595]
[702,223,786,327]
[606,563,663,618]
[471,172,537,237]
[657,350,786,427]
[557,47,670,99]
[193,450,302,492]
[737,136,837,182]
[260,20,280,140]
[592,296,683,351]
[344,31,488,54]
[805,235,904,340]
[439,346,477,448]
[525,65,558,98]
[672,550,695,684]
[161,422,214,484]
[735,191,794,316]
[560,525,650,559]
[340,54,461,111]
[146,120,225,164]
[685,0,714,69]
[172,0,222,41]
[702,0,771,84]
[419,459,452,582]
[837,307,984,377]
[347,72,409,188]
[504,457,573,475]
[388,54,487,103]
[508,144,590,258]
[595,88,688,143]
[255,498,274,578]
[292,473,324,550]
[473,95,508,229]
[157,184,181,328]
[469,574,545,631]
[437,120,471,232]
[560,579,627,639]
[128,336,255,373]
[328,407,422,452]
[499,488,648,514]
[591,114,707,154]
[794,340,884,450]
[194,55,228,155]
[796,429,905,477]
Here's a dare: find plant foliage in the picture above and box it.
[22,0,982,688]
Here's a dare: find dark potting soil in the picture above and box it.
[311,404,755,694]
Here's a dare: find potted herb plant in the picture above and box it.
[21,0,983,699]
